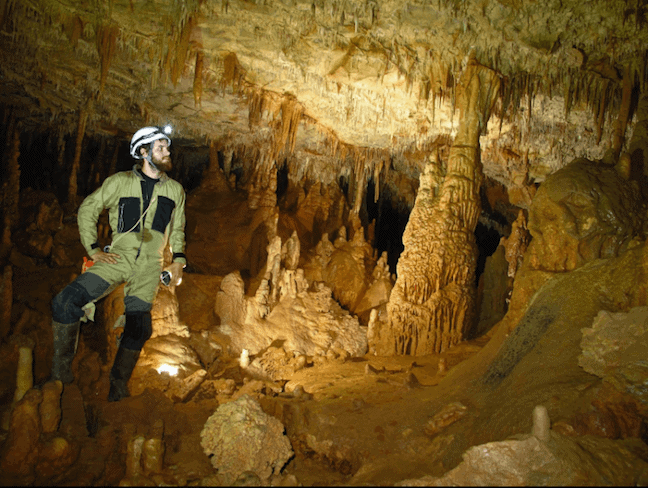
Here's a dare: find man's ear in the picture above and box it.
[139,146,148,158]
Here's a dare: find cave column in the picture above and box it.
[381,60,500,355]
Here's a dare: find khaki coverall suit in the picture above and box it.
[52,164,186,351]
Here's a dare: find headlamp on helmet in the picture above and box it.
[130,126,172,160]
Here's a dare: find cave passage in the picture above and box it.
[364,179,409,275]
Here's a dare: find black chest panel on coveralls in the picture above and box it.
[140,172,159,215]
[136,172,159,260]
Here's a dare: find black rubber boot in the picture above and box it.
[51,321,80,384]
[108,346,141,402]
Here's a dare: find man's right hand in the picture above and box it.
[91,250,121,264]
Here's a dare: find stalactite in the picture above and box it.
[611,65,633,162]
[564,72,573,117]
[65,14,84,48]
[248,88,266,128]
[67,103,90,205]
[96,23,119,95]
[221,52,245,93]
[595,78,610,145]
[0,0,15,31]
[193,51,204,108]
[171,15,196,87]
[276,95,303,155]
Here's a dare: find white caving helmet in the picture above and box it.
[130,125,173,159]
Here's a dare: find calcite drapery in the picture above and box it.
[382,60,500,355]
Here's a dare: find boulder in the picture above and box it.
[200,394,293,484]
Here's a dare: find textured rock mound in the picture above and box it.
[200,395,293,484]
[217,272,367,358]
[580,307,648,407]
[398,432,648,486]
[527,159,644,272]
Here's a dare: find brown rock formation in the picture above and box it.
[382,61,500,355]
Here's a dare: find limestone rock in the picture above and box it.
[39,380,63,434]
[579,307,648,407]
[166,369,207,402]
[246,346,308,382]
[424,402,468,438]
[215,272,247,326]
[322,245,367,310]
[527,159,643,272]
[150,286,189,339]
[475,244,508,337]
[13,228,53,258]
[0,389,43,481]
[58,384,88,439]
[9,247,39,271]
[200,394,293,484]
[136,334,203,382]
[220,281,367,358]
[35,436,78,481]
[18,190,59,227]
[397,433,648,486]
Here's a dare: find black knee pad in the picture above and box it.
[52,272,111,324]
[52,280,94,324]
[121,312,152,351]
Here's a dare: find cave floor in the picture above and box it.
[3,261,608,486]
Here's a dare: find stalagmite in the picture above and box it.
[0,389,43,482]
[126,435,146,479]
[40,381,63,434]
[222,148,233,176]
[504,210,530,280]
[380,59,500,355]
[532,405,551,442]
[14,345,33,403]
[142,438,165,475]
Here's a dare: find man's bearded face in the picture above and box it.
[150,139,172,172]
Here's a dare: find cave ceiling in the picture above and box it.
[1,0,647,190]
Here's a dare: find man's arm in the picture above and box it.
[166,185,187,285]
[77,175,116,257]
[169,186,187,266]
